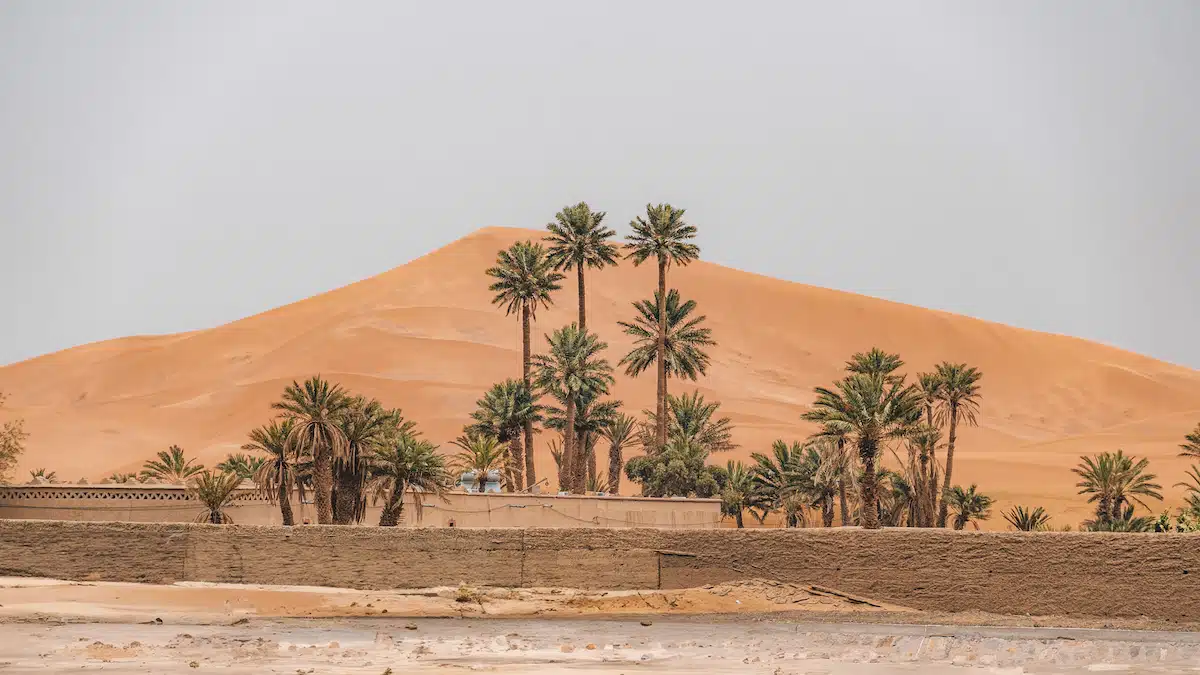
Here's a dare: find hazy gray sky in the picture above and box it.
[2,1,1198,368]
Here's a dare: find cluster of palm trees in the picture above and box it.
[717,349,987,530]
[481,202,716,495]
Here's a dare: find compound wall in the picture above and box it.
[1,520,1196,620]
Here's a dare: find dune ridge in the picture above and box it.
[3,226,1198,526]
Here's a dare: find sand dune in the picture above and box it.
[3,226,1199,527]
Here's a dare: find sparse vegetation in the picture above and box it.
[0,392,29,485]
[187,470,243,524]
[139,445,204,484]
[1003,505,1052,531]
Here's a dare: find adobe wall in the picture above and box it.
[0,486,722,528]
[0,521,1196,620]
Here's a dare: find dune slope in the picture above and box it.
[3,227,1198,525]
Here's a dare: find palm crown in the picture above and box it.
[545,202,619,272]
[1180,423,1200,458]
[139,445,204,483]
[624,203,700,269]
[486,240,564,318]
[618,289,713,381]
[469,379,541,444]
[1073,450,1162,521]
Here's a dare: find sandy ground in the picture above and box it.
[4,226,1200,522]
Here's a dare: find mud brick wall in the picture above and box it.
[2,521,1196,620]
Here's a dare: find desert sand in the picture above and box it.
[2,226,1199,526]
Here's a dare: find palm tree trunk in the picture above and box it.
[209,510,222,525]
[314,448,333,524]
[936,406,959,528]
[735,509,744,528]
[655,257,668,452]
[333,465,359,525]
[278,477,294,526]
[522,305,536,489]
[379,485,404,527]
[859,441,880,529]
[838,479,850,526]
[563,397,577,493]
[822,496,835,527]
[577,265,587,333]
[607,441,622,494]
[508,437,525,492]
[917,453,931,528]
[582,433,596,491]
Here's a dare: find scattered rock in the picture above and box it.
[585,643,597,650]
[188,661,199,668]
[405,623,418,631]
[230,618,249,626]
[640,620,654,627]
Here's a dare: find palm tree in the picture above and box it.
[796,441,843,527]
[139,445,204,484]
[720,460,759,528]
[625,204,701,452]
[846,348,905,383]
[216,453,266,481]
[905,424,942,527]
[187,470,243,524]
[750,440,805,527]
[486,240,565,489]
[1073,450,1162,524]
[601,414,638,494]
[802,373,923,529]
[450,433,508,492]
[368,433,450,526]
[933,363,983,528]
[544,202,620,332]
[244,418,300,526]
[646,390,736,454]
[272,376,350,524]
[469,379,541,491]
[106,472,139,484]
[1177,464,1200,515]
[1003,505,1052,531]
[530,323,614,493]
[1180,424,1200,458]
[945,484,993,530]
[618,289,715,390]
[1085,504,1155,532]
[544,390,620,491]
[28,468,58,483]
[876,469,915,527]
[333,397,400,524]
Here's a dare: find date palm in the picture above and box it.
[1003,505,1052,531]
[1073,450,1162,524]
[601,413,638,494]
[272,376,351,524]
[1178,464,1200,514]
[750,440,805,527]
[803,373,923,529]
[469,379,541,491]
[846,348,905,383]
[720,460,759,528]
[487,240,564,488]
[531,323,614,493]
[216,453,266,481]
[544,202,620,332]
[1181,424,1200,458]
[933,363,983,527]
[450,432,508,492]
[544,389,620,491]
[368,433,450,526]
[625,204,700,452]
[139,445,204,484]
[645,390,737,454]
[794,440,843,527]
[333,397,400,524]
[619,289,714,390]
[945,484,993,530]
[187,470,243,524]
[243,418,300,526]
[28,468,58,484]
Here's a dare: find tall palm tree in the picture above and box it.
[720,460,759,528]
[802,373,923,529]
[905,424,942,527]
[625,204,701,452]
[945,484,993,530]
[544,389,620,491]
[368,433,450,526]
[544,202,620,332]
[469,379,541,491]
[244,418,300,526]
[933,363,983,528]
[487,240,564,489]
[530,323,614,493]
[1073,450,1162,524]
[1180,424,1200,458]
[1003,505,1052,531]
[272,376,351,524]
[450,432,508,492]
[187,470,243,524]
[139,445,204,484]
[619,289,714,387]
[216,453,266,481]
[333,396,398,524]
[601,413,638,494]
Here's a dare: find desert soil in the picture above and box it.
[2,577,1200,673]
[3,227,1200,523]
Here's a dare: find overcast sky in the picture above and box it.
[2,1,1197,368]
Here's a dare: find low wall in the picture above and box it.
[0,485,722,528]
[0,521,1196,620]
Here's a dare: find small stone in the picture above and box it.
[560,644,576,653]
[640,620,653,627]
[188,661,199,668]
[405,623,418,630]
[585,643,597,650]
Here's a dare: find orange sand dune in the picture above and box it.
[3,227,1199,527]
